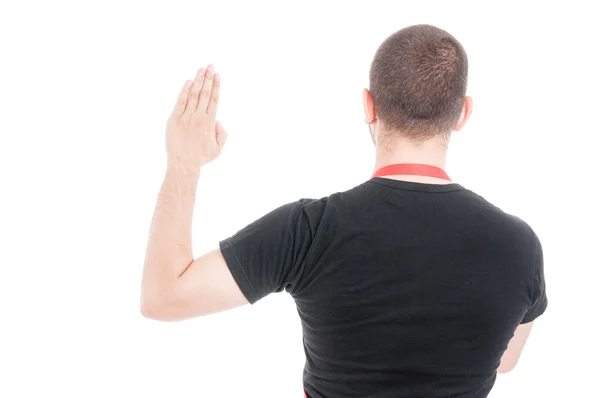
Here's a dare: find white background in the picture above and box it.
[1,1,598,397]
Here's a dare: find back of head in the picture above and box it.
[369,24,468,142]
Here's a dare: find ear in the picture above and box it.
[454,96,473,131]
[363,88,376,123]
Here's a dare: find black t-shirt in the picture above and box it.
[219,178,547,398]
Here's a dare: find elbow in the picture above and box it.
[140,288,177,322]
[497,360,517,374]
[140,299,167,321]
[497,365,515,374]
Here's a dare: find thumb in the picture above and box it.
[216,121,228,147]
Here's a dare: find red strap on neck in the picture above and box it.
[372,163,451,181]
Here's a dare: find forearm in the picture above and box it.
[142,165,199,295]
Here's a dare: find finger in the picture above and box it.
[206,72,221,119]
[171,80,193,117]
[196,64,215,114]
[183,67,205,118]
[216,120,228,148]
[194,66,206,80]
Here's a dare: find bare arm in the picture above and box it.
[141,65,248,321]
[497,321,535,373]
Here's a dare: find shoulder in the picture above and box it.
[297,185,361,218]
[466,189,537,228]
[259,193,341,232]
[295,197,330,232]
[462,189,541,248]
[293,189,359,237]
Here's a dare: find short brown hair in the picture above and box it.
[369,24,468,141]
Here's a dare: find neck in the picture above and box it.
[373,136,451,184]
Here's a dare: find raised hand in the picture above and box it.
[165,65,228,173]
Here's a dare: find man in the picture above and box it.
[141,24,547,398]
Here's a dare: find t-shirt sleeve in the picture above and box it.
[218,199,319,304]
[520,233,548,324]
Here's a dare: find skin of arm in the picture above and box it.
[497,321,535,373]
[140,65,247,322]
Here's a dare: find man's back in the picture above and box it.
[220,178,547,397]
